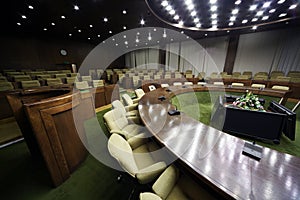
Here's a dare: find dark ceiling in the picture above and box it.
[0,0,299,44]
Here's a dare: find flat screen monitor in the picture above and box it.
[268,101,296,141]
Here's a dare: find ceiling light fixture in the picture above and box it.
[289,4,297,9]
[74,5,79,10]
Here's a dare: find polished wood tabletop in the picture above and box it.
[138,86,300,200]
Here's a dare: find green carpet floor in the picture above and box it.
[171,91,300,157]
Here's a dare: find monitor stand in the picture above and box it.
[242,141,263,161]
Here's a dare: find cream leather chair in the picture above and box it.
[108,134,167,184]
[111,100,141,124]
[139,165,215,200]
[104,109,147,149]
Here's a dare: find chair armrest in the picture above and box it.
[140,192,162,200]
[127,133,148,149]
[136,162,167,184]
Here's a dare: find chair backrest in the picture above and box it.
[152,165,179,199]
[0,81,14,91]
[173,82,182,86]
[103,109,128,131]
[149,85,156,91]
[251,83,265,88]
[92,80,104,87]
[46,78,63,86]
[21,80,41,89]
[161,83,169,88]
[122,93,134,106]
[107,134,138,176]
[135,89,145,99]
[271,85,289,91]
[231,82,244,87]
[75,81,90,90]
[184,82,193,85]
[81,76,92,82]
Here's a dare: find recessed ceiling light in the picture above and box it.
[78,29,81,32]
[122,10,127,14]
[28,5,34,10]
[242,19,248,24]
[123,26,127,30]
[43,28,47,31]
[211,13,217,19]
[109,30,112,34]
[262,16,269,20]
[97,35,100,37]
[74,5,79,10]
[69,33,72,36]
[178,20,184,26]
[279,13,287,17]
[161,1,168,7]
[230,16,236,21]
[166,5,172,11]
[277,0,285,4]
[257,11,264,16]
[191,11,197,16]
[194,18,199,23]
[249,5,257,11]
[89,24,93,28]
[289,4,297,9]
[235,0,241,5]
[196,23,201,28]
[140,19,145,25]
[263,2,271,8]
[61,16,66,19]
[21,15,27,19]
[211,5,217,12]
[269,9,276,13]
[232,9,239,15]
[169,9,175,15]
[17,22,21,26]
[174,15,179,20]
[104,17,108,22]
[51,22,55,26]
[252,18,258,22]
[252,26,258,30]
[187,4,194,10]
[229,22,234,26]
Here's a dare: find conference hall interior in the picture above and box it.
[0,0,300,199]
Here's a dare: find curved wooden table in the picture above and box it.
[138,86,300,200]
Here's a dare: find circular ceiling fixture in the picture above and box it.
[145,0,300,31]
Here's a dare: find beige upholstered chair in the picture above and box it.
[122,93,139,106]
[75,81,91,90]
[0,81,14,91]
[271,85,289,91]
[92,80,104,87]
[161,83,169,88]
[21,80,41,89]
[184,82,193,85]
[108,134,167,184]
[231,82,244,87]
[135,88,145,100]
[46,78,63,86]
[149,85,156,91]
[139,165,215,200]
[111,100,141,124]
[251,83,265,88]
[173,82,182,86]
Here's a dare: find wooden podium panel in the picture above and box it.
[7,88,94,187]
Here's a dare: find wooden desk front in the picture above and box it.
[138,87,300,200]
